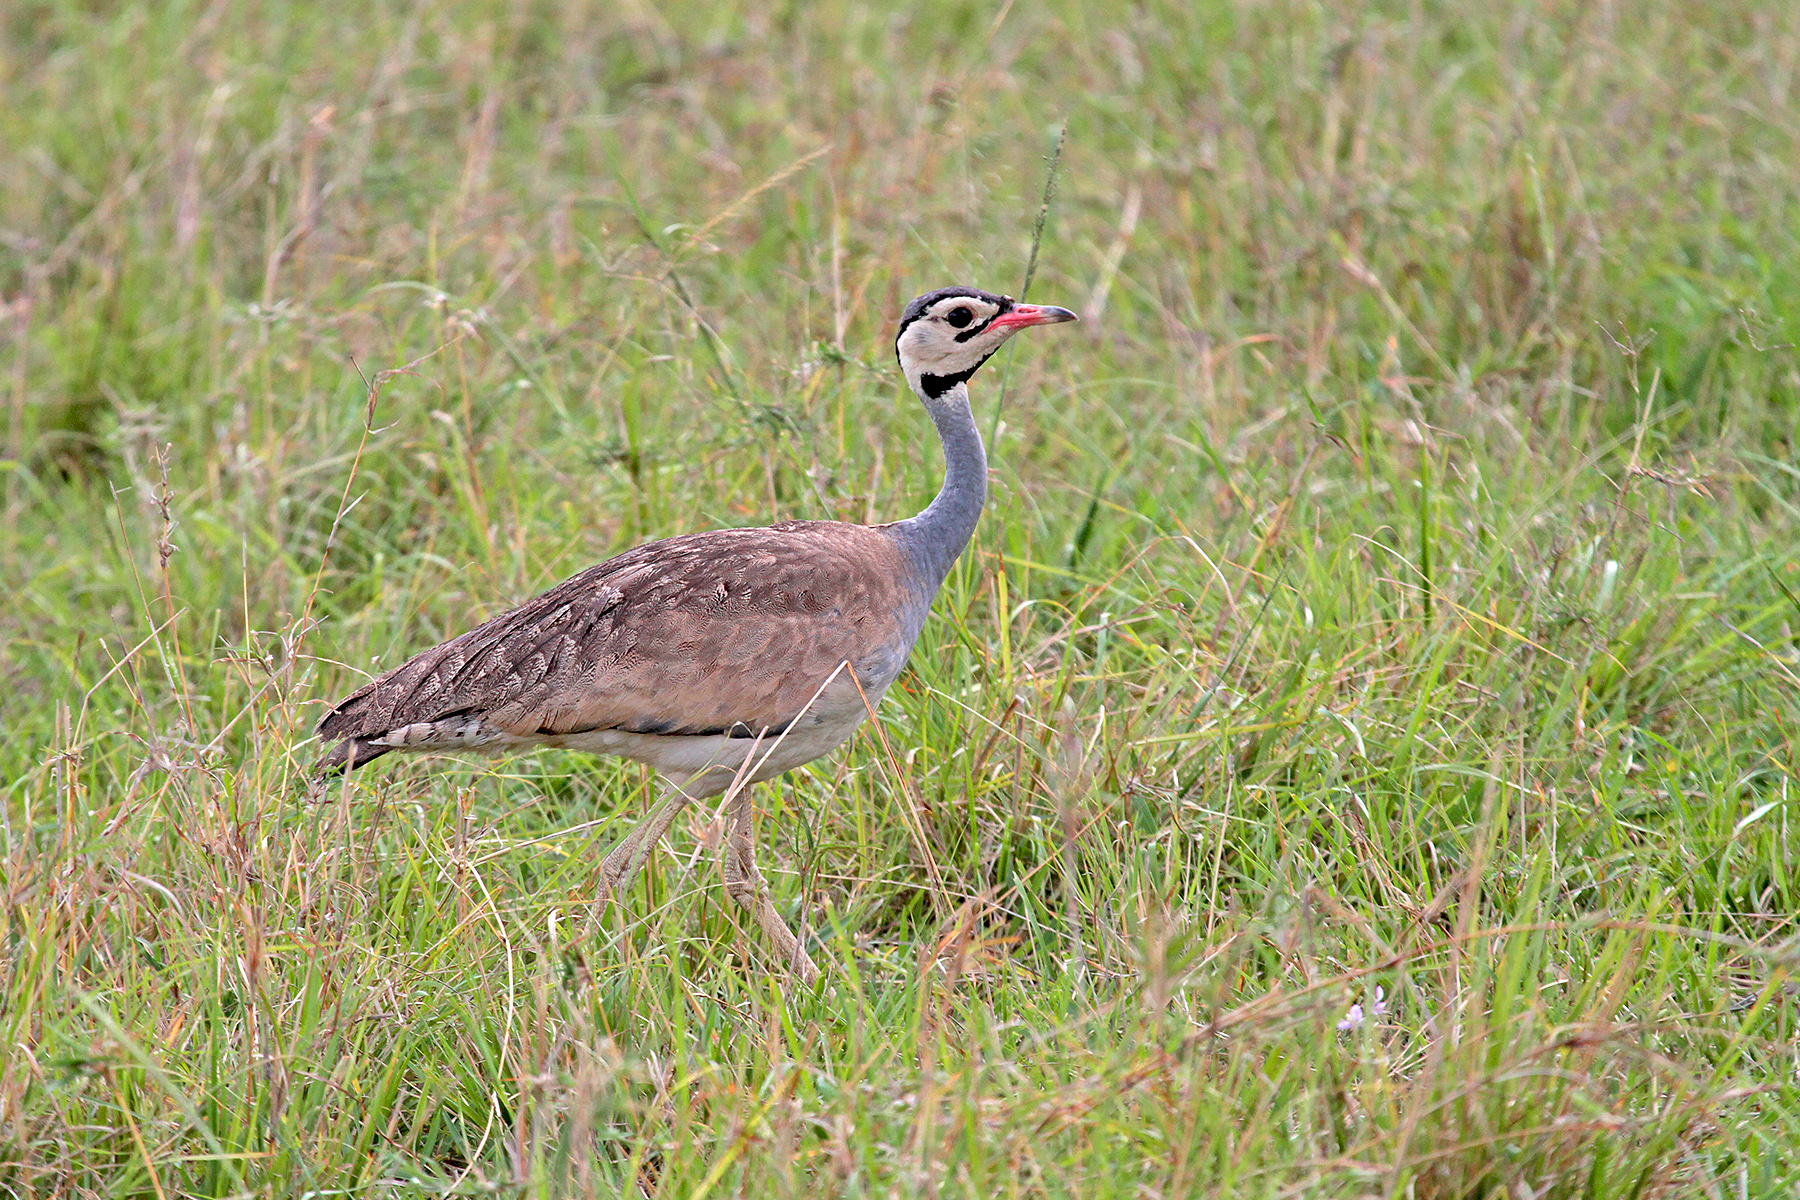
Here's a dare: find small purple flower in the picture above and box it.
[1337,985,1387,1031]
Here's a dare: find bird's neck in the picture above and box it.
[890,382,988,595]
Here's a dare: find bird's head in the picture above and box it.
[894,286,1077,402]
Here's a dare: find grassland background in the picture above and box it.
[3,0,1799,1195]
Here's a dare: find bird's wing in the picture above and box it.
[314,522,916,768]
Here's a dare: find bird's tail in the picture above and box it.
[306,735,395,797]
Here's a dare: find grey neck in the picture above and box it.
[888,381,988,600]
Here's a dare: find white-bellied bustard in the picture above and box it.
[314,287,1077,983]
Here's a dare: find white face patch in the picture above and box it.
[894,291,1013,398]
[891,286,1076,401]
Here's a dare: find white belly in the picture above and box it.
[545,703,875,796]
[370,679,887,799]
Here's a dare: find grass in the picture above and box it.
[3,0,1798,1194]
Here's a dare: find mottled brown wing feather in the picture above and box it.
[315,522,912,769]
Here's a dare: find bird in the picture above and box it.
[312,286,1077,983]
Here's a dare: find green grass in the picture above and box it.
[4,0,1798,1195]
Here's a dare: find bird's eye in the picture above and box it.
[944,306,974,328]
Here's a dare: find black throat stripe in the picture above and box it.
[919,367,975,398]
[919,346,998,398]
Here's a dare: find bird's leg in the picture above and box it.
[720,784,821,985]
[597,780,693,901]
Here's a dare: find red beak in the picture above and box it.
[989,303,1079,332]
